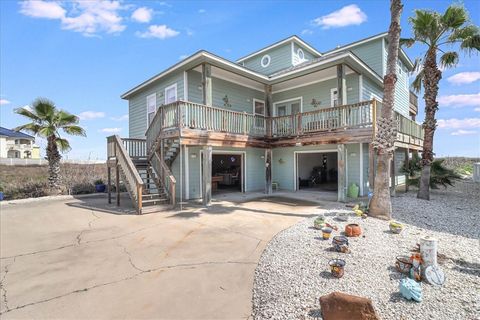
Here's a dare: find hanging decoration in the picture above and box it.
[223,95,232,108]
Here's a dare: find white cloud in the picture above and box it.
[438,92,480,107]
[312,4,367,29]
[78,111,105,120]
[475,107,480,112]
[198,9,206,14]
[110,114,129,121]
[437,118,480,129]
[131,7,153,23]
[447,72,480,85]
[301,29,313,35]
[0,99,10,105]
[451,129,477,136]
[99,127,122,133]
[20,0,66,19]
[136,24,179,39]
[19,0,126,36]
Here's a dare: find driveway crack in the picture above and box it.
[76,209,101,245]
[0,257,16,313]
[115,243,147,273]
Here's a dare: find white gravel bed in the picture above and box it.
[252,182,480,320]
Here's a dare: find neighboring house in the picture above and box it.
[0,127,40,159]
[107,32,422,214]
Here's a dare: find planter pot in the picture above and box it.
[332,235,349,253]
[314,216,326,230]
[95,184,106,193]
[321,227,333,240]
[395,255,413,274]
[345,223,362,237]
[336,212,349,222]
[329,259,346,278]
[389,221,404,234]
[0,192,3,201]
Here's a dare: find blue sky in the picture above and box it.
[1,0,479,160]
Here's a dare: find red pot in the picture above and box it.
[345,223,362,237]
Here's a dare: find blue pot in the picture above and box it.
[95,184,106,193]
[0,192,3,201]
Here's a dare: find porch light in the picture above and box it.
[295,142,302,147]
[191,153,197,158]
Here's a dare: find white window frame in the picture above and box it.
[253,98,265,116]
[146,93,157,127]
[164,83,178,105]
[272,96,303,116]
[260,54,271,68]
[330,88,338,107]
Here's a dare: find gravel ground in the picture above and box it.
[252,181,480,320]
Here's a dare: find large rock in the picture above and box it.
[319,292,380,320]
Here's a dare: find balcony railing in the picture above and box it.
[145,99,424,145]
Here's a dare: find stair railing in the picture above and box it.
[107,135,144,214]
[150,149,176,207]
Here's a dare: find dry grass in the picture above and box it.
[0,163,108,200]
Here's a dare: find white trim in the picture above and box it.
[253,98,266,116]
[330,88,338,107]
[370,92,383,102]
[261,54,271,68]
[271,70,353,94]
[185,145,189,199]
[272,96,303,116]
[359,74,363,101]
[291,42,295,65]
[146,93,157,128]
[359,143,364,196]
[297,48,305,61]
[293,149,337,191]
[236,36,322,63]
[325,33,388,55]
[381,38,386,76]
[183,71,188,100]
[164,83,178,104]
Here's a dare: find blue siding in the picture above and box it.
[351,39,384,77]
[243,44,292,76]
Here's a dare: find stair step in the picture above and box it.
[142,198,169,206]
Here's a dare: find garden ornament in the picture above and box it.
[399,278,422,302]
[410,253,423,281]
[424,265,445,286]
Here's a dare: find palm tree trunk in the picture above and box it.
[417,48,441,200]
[46,135,62,189]
[369,0,402,219]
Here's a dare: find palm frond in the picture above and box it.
[13,123,42,135]
[14,106,41,122]
[411,69,424,93]
[62,125,86,137]
[55,138,71,152]
[38,126,56,137]
[32,98,56,121]
[448,25,479,42]
[56,110,80,126]
[400,38,416,48]
[440,51,459,68]
[441,5,468,29]
[460,34,480,53]
[410,9,441,42]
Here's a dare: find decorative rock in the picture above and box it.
[319,292,380,320]
[399,278,422,302]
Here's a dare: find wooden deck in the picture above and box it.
[144,99,424,150]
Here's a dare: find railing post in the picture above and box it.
[372,99,377,136]
[243,112,247,135]
[297,113,302,135]
[137,185,142,214]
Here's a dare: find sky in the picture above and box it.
[1,0,479,160]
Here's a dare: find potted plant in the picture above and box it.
[94,179,106,193]
[0,183,4,201]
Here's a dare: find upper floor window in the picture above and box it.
[261,55,271,68]
[146,93,157,125]
[297,48,305,61]
[254,99,265,116]
[165,83,177,104]
[331,88,339,107]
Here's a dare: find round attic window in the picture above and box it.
[261,54,271,68]
[297,48,305,60]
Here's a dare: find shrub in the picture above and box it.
[94,179,104,185]
[402,154,461,189]
[71,182,96,195]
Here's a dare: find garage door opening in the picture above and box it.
[211,153,244,194]
[295,151,338,193]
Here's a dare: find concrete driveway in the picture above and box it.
[0,194,325,319]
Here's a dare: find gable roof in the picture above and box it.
[0,127,34,139]
[236,35,322,63]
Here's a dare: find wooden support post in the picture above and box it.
[265,149,272,195]
[107,166,112,204]
[404,148,410,192]
[368,143,375,191]
[390,148,397,196]
[202,63,212,106]
[264,84,272,137]
[115,165,120,206]
[337,144,346,202]
[202,145,212,206]
[337,64,347,106]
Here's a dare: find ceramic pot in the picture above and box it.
[389,221,404,234]
[314,217,325,230]
[95,184,106,193]
[336,212,349,222]
[332,236,349,253]
[329,259,346,278]
[345,223,362,237]
[321,227,333,240]
[0,192,3,201]
[395,255,413,274]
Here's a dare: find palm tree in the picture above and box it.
[402,5,480,200]
[15,98,86,189]
[369,0,403,219]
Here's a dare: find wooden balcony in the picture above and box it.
[145,100,424,149]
